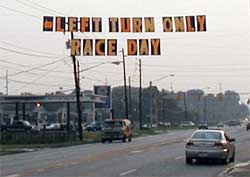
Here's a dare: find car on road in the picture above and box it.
[180,121,195,127]
[101,119,133,143]
[227,120,241,127]
[46,123,69,131]
[198,123,208,129]
[185,129,235,164]
[246,122,250,131]
[0,120,39,132]
[85,121,103,132]
[216,122,224,128]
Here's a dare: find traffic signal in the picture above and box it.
[176,94,183,101]
[216,94,223,101]
[35,102,42,107]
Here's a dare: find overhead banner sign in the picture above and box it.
[43,15,206,56]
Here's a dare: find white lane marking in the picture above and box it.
[130,150,145,154]
[175,156,185,160]
[4,174,20,177]
[120,169,137,176]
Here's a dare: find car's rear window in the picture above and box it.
[192,131,222,140]
[104,121,123,128]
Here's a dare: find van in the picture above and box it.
[101,119,133,143]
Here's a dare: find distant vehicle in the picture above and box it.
[180,121,195,127]
[246,122,250,131]
[158,122,171,127]
[185,129,235,164]
[101,119,133,143]
[216,122,224,128]
[0,120,39,132]
[227,120,241,127]
[86,121,103,132]
[198,123,208,129]
[46,123,68,131]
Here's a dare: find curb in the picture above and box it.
[218,161,250,177]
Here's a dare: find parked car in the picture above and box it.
[0,120,39,132]
[198,123,208,129]
[246,122,250,131]
[101,119,133,143]
[86,121,103,131]
[180,121,195,127]
[185,129,235,164]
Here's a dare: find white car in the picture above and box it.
[185,129,235,164]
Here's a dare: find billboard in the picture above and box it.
[94,86,111,109]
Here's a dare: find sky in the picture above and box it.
[0,0,250,102]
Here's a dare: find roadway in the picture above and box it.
[1,126,249,177]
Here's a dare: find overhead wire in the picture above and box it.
[21,0,65,15]
[0,46,67,59]
[13,61,70,92]
[0,58,68,78]
[1,41,66,57]
[0,5,40,20]
[15,0,60,15]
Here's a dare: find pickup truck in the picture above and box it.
[0,120,38,132]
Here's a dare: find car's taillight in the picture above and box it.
[214,142,223,147]
[186,141,194,148]
[214,141,227,150]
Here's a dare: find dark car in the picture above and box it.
[227,120,241,127]
[198,123,208,129]
[1,120,39,132]
[86,121,103,132]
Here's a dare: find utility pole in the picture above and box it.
[128,76,132,120]
[149,81,153,127]
[5,70,8,95]
[183,92,188,121]
[122,48,129,119]
[139,59,142,129]
[70,32,83,141]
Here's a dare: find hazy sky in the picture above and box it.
[0,0,249,102]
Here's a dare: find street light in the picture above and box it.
[79,61,122,73]
[149,74,175,127]
[200,87,210,123]
[151,74,175,84]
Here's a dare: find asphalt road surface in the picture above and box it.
[1,126,249,177]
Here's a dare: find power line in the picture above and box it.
[21,0,65,15]
[0,5,40,20]
[15,0,58,15]
[0,58,67,78]
[0,46,67,59]
[14,61,68,92]
[1,78,73,87]
[1,41,66,57]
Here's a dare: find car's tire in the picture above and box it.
[109,139,112,143]
[186,157,192,164]
[222,156,229,164]
[101,139,105,143]
[230,152,235,162]
[128,136,132,142]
